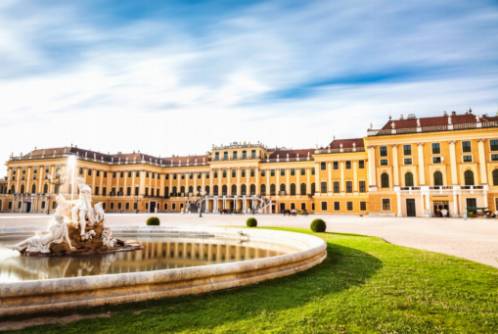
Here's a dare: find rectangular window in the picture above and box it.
[359,181,366,192]
[233,151,238,159]
[333,181,340,193]
[301,168,305,175]
[432,156,442,164]
[320,182,327,193]
[251,150,256,158]
[280,169,285,176]
[404,158,412,165]
[360,201,367,211]
[346,181,352,193]
[261,170,265,177]
[462,141,471,153]
[223,151,228,160]
[347,201,353,211]
[270,169,275,177]
[345,161,351,169]
[490,139,498,151]
[432,143,440,154]
[232,170,237,177]
[250,169,255,177]
[403,144,412,156]
[334,201,340,211]
[382,198,391,210]
[135,187,139,196]
[359,160,365,169]
[463,155,472,162]
[214,152,219,160]
[333,161,339,169]
[321,201,327,211]
[320,162,326,170]
[95,187,99,195]
[102,187,107,196]
[380,159,388,166]
[380,146,388,157]
[492,154,498,161]
[290,169,295,176]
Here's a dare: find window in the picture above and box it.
[126,187,131,196]
[311,183,315,194]
[347,202,353,211]
[43,184,48,194]
[359,181,366,193]
[493,169,498,186]
[214,185,219,195]
[403,144,412,156]
[404,158,412,165]
[334,201,340,210]
[432,156,441,164]
[320,182,327,193]
[300,183,306,195]
[359,160,365,169]
[382,198,391,210]
[233,151,238,159]
[333,181,340,193]
[462,141,471,153]
[360,201,367,211]
[381,173,390,188]
[250,169,255,177]
[270,169,275,177]
[280,169,285,176]
[301,168,306,175]
[404,172,414,187]
[290,169,295,176]
[250,184,256,195]
[380,159,388,166]
[232,185,238,195]
[261,170,265,177]
[260,184,266,195]
[345,161,351,169]
[251,150,256,158]
[290,184,296,195]
[321,201,327,211]
[214,152,219,160]
[380,146,387,157]
[433,171,443,186]
[223,151,228,160]
[490,139,498,151]
[346,181,352,193]
[242,150,247,159]
[432,143,440,154]
[222,185,228,195]
[232,170,236,177]
[270,184,276,195]
[464,170,475,186]
[279,184,286,194]
[320,162,326,170]
[333,161,339,169]
[31,184,36,194]
[463,155,472,162]
[222,170,227,178]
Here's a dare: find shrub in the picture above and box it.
[146,216,160,226]
[246,217,258,227]
[310,218,326,232]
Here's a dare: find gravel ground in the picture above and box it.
[1,213,497,268]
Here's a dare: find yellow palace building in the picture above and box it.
[1,110,498,217]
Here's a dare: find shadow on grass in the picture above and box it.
[16,238,383,333]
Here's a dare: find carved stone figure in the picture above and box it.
[15,180,141,256]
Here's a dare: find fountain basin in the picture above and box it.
[0,226,326,317]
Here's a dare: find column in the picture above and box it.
[314,165,319,194]
[306,168,311,194]
[255,168,260,195]
[340,161,345,192]
[396,190,402,217]
[227,169,231,195]
[209,170,214,194]
[327,162,332,192]
[266,170,270,195]
[236,168,241,195]
[478,139,488,184]
[276,169,280,195]
[285,169,290,194]
[139,171,146,195]
[193,172,198,194]
[353,161,358,192]
[417,143,426,185]
[367,146,377,189]
[449,141,458,185]
[392,145,399,186]
[296,169,301,194]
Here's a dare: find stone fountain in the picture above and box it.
[15,179,141,256]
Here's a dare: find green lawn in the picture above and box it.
[12,228,498,334]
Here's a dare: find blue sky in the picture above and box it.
[1,0,498,174]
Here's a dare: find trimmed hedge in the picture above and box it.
[310,218,326,232]
[146,216,160,226]
[246,217,258,227]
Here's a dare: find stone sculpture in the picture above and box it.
[15,181,141,256]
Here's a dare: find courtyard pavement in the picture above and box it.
[0,213,497,269]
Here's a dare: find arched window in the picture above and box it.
[43,184,48,194]
[260,184,266,195]
[241,184,247,195]
[279,184,286,194]
[205,186,210,195]
[31,184,36,194]
[300,183,306,195]
[180,186,185,194]
[172,186,177,195]
[250,184,256,195]
[464,170,475,186]
[433,171,443,186]
[231,184,237,195]
[404,172,414,187]
[290,183,296,195]
[213,185,219,195]
[493,169,498,186]
[20,184,25,194]
[188,186,193,194]
[381,173,389,188]
[311,183,315,194]
[222,185,227,195]
[10,185,14,194]
[270,184,276,195]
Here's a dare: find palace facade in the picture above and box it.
[1,111,498,217]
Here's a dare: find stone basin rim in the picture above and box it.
[0,227,327,298]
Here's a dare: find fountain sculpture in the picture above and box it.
[15,179,141,256]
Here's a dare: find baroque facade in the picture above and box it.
[1,111,498,217]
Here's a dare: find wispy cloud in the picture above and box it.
[0,0,497,174]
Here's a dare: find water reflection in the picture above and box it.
[0,237,284,282]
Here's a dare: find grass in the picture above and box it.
[10,228,498,334]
